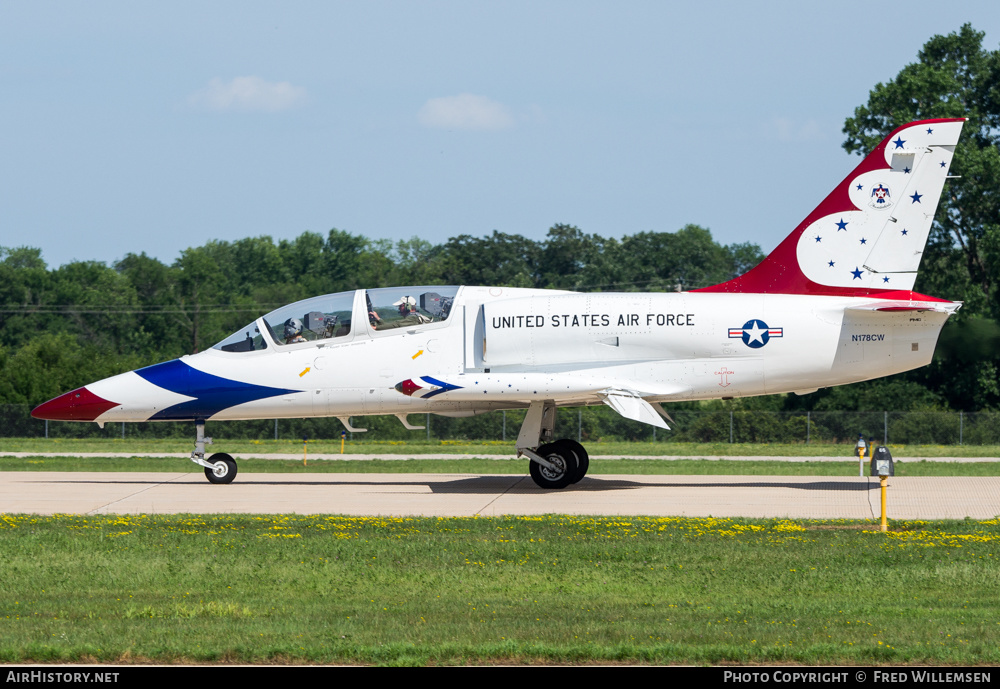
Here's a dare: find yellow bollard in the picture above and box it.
[303,437,307,466]
[880,476,888,532]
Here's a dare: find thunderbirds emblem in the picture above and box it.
[869,183,892,210]
[729,319,783,349]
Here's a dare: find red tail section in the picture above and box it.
[696,118,965,298]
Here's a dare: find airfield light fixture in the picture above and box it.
[856,434,868,477]
[870,446,895,478]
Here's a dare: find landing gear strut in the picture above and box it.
[517,401,590,489]
[189,420,238,484]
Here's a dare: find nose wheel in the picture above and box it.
[204,453,238,484]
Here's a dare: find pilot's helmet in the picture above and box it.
[392,296,416,308]
[284,318,303,338]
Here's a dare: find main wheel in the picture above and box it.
[556,439,589,483]
[204,453,238,484]
[528,442,578,490]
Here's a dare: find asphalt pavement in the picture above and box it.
[2,470,997,519]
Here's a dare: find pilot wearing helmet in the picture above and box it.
[375,296,431,330]
[283,318,307,344]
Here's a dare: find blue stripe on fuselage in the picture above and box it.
[135,359,300,420]
[418,375,462,399]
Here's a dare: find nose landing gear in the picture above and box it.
[189,420,238,484]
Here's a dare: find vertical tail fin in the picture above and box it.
[697,118,965,296]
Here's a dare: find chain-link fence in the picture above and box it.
[3,405,998,445]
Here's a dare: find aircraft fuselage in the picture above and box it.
[69,286,954,425]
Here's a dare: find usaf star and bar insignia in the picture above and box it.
[728,319,783,349]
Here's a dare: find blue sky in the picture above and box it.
[3,2,999,269]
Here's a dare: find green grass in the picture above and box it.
[3,455,1000,476]
[5,437,1000,457]
[1,514,997,665]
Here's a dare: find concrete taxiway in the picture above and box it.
[2,471,998,520]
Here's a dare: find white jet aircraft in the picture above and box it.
[33,118,965,488]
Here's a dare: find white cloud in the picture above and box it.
[417,93,514,131]
[770,117,825,142]
[187,76,307,112]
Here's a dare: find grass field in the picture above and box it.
[1,513,997,665]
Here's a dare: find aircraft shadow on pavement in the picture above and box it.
[560,477,879,492]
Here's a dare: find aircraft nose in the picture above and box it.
[31,387,119,422]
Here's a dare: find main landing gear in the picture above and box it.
[189,420,238,484]
[517,401,590,489]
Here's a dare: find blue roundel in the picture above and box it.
[741,319,770,349]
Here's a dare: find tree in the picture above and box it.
[174,243,234,353]
[387,237,441,286]
[841,24,1000,410]
[538,224,605,290]
[278,232,328,297]
[0,247,50,349]
[434,231,539,287]
[115,252,187,361]
[612,225,759,291]
[842,23,1000,317]
[322,228,368,292]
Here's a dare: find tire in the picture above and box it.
[204,453,238,484]
[528,442,578,490]
[556,439,589,483]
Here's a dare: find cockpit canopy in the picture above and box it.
[366,286,455,332]
[212,286,458,352]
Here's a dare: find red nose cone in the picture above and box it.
[31,387,119,421]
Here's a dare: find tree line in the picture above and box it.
[0,223,760,408]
